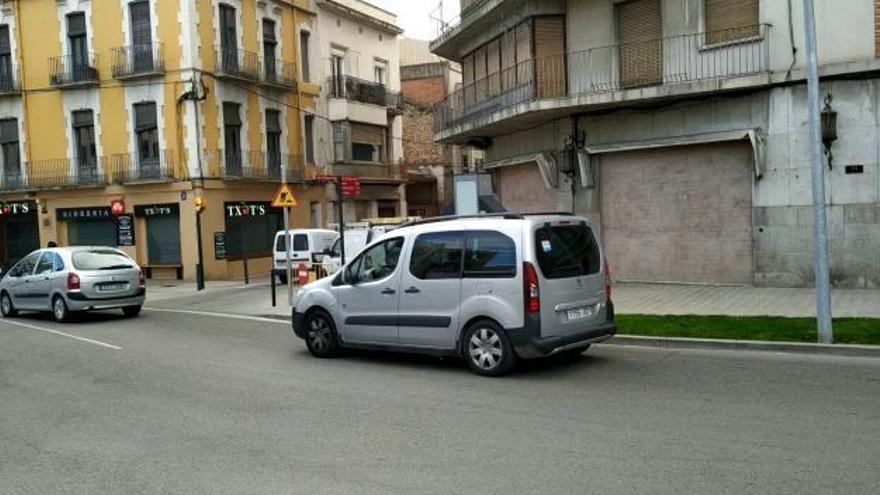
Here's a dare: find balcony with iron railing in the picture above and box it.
[112,42,165,79]
[103,150,176,183]
[326,76,404,112]
[261,58,297,90]
[0,159,107,191]
[214,46,261,83]
[50,53,100,87]
[205,149,305,181]
[434,24,772,139]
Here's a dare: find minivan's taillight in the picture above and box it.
[523,262,540,314]
[604,259,612,302]
[138,269,146,288]
[67,273,81,291]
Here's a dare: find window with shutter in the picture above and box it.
[300,30,311,82]
[350,123,386,163]
[501,30,516,92]
[265,109,281,174]
[473,46,487,103]
[616,0,663,89]
[0,25,12,90]
[705,0,759,44]
[534,16,565,98]
[486,39,501,97]
[515,21,532,90]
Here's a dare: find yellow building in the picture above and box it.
[0,0,331,281]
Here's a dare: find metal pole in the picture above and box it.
[336,177,346,265]
[195,210,205,291]
[192,76,206,292]
[803,0,833,343]
[281,163,293,305]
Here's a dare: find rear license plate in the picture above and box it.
[566,307,593,321]
[97,282,128,292]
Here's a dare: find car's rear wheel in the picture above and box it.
[122,305,142,317]
[304,310,340,358]
[52,295,71,323]
[1,292,17,317]
[462,320,516,376]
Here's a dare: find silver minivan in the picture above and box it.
[292,214,616,376]
[0,247,146,322]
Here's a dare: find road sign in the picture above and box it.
[341,176,361,198]
[272,183,298,208]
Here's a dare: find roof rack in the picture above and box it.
[519,211,575,217]
[401,213,524,228]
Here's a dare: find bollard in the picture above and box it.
[242,252,249,285]
[271,269,276,307]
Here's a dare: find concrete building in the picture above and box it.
[309,0,406,222]
[430,0,880,288]
[0,0,322,281]
[399,38,483,217]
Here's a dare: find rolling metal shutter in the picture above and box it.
[534,17,566,98]
[705,0,759,44]
[147,215,181,264]
[616,0,663,89]
[68,221,116,247]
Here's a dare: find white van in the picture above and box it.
[273,229,338,284]
[323,229,375,276]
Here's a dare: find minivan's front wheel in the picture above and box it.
[463,320,516,376]
[304,310,340,358]
[1,292,17,317]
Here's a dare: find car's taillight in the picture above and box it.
[67,273,80,291]
[138,269,146,288]
[604,258,612,302]
[523,262,540,314]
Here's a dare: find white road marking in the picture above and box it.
[143,307,288,324]
[0,319,122,350]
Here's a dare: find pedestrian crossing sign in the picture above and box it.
[272,183,298,208]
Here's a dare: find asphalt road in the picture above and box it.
[1,303,879,494]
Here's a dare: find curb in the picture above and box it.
[608,335,880,358]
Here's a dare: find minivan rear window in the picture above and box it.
[72,250,134,271]
[276,234,309,252]
[534,224,600,279]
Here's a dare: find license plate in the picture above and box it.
[98,282,128,292]
[566,307,593,321]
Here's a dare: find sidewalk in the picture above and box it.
[613,283,880,318]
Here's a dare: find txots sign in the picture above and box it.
[0,201,35,216]
[224,202,270,218]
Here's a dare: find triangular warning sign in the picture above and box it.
[272,183,298,208]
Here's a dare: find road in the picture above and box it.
[1,294,879,494]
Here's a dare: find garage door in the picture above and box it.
[600,141,753,285]
[495,162,557,213]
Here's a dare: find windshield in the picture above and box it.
[72,250,135,271]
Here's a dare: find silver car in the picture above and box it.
[0,247,146,322]
[292,213,616,376]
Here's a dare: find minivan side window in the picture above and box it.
[464,231,516,278]
[410,232,463,280]
[346,237,404,283]
[534,224,601,279]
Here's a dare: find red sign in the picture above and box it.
[110,199,126,216]
[341,176,361,198]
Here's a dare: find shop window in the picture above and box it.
[705,0,759,44]
[262,19,277,80]
[134,102,160,176]
[0,118,20,182]
[265,109,281,176]
[0,25,12,91]
[224,206,283,258]
[68,220,116,247]
[223,102,242,175]
[299,30,310,82]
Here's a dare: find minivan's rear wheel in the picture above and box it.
[1,292,17,317]
[463,320,516,376]
[52,296,71,323]
[304,310,340,358]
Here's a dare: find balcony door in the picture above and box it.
[67,13,90,81]
[0,119,20,186]
[223,102,242,176]
[129,1,154,72]
[0,26,13,91]
[263,19,277,82]
[134,102,160,178]
[72,110,97,182]
[219,4,238,73]
[616,0,663,89]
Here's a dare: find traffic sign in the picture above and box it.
[341,176,361,198]
[272,183,299,208]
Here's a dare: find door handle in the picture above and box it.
[381,288,396,295]
[404,286,420,294]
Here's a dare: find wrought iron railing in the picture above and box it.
[104,150,176,183]
[49,53,99,86]
[0,65,21,94]
[430,0,493,48]
[261,58,297,89]
[214,46,261,82]
[326,75,403,110]
[111,42,165,78]
[0,159,108,190]
[434,24,771,133]
[205,149,305,181]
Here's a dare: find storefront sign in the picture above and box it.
[0,201,36,216]
[111,199,126,216]
[135,203,180,217]
[224,202,272,218]
[116,214,135,247]
[213,232,227,260]
[56,207,112,221]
